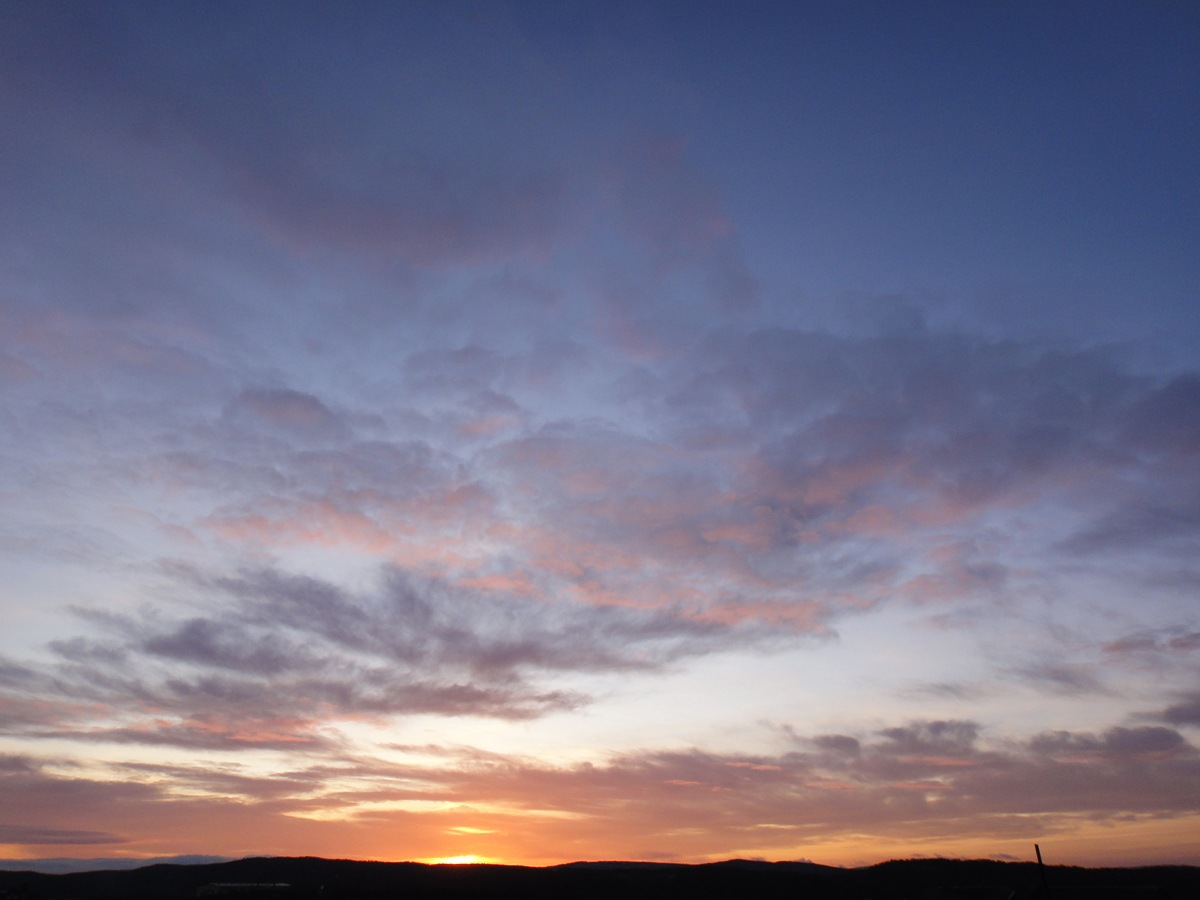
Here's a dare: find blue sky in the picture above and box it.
[1,0,1198,867]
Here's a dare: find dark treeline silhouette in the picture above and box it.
[1,856,1197,900]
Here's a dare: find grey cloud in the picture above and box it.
[0,0,583,408]
[1058,497,1200,556]
[632,324,1200,607]
[482,422,863,623]
[902,681,989,701]
[611,137,760,314]
[0,755,36,774]
[116,760,325,803]
[142,618,300,676]
[732,329,1122,498]
[1104,632,1166,655]
[154,433,466,521]
[9,313,1199,735]
[0,751,329,853]
[0,659,121,733]
[1102,726,1187,756]
[0,825,126,846]
[156,669,578,723]
[0,661,37,687]
[390,347,537,440]
[11,0,1197,648]
[294,440,447,490]
[1125,373,1200,459]
[205,566,748,678]
[811,734,861,756]
[1011,662,1109,696]
[37,721,335,754]
[2,1,572,272]
[1170,632,1200,651]
[0,752,163,818]
[143,450,291,498]
[1,8,278,331]
[0,563,759,749]
[691,327,1118,479]
[225,389,350,442]
[234,154,566,268]
[45,637,129,668]
[148,419,493,566]
[462,323,1200,629]
[1029,725,1188,759]
[366,720,1200,845]
[878,720,980,756]
[1104,628,1200,658]
[1158,693,1200,727]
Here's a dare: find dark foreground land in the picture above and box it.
[2,856,1198,900]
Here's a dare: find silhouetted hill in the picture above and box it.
[0,857,231,875]
[1,856,1196,900]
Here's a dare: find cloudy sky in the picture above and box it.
[2,0,1199,869]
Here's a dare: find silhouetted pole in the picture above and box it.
[1035,844,1048,893]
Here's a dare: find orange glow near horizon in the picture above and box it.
[7,809,1200,871]
[426,855,492,865]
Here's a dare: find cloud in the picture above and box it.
[233,154,567,269]
[1029,725,1187,759]
[877,720,980,757]
[7,1,1195,649]
[650,326,1200,602]
[0,753,159,833]
[1157,693,1200,728]
[0,825,125,846]
[1058,497,1200,556]
[1104,628,1200,661]
[143,321,1200,667]
[610,137,760,312]
[677,327,1125,519]
[583,138,763,362]
[0,752,339,857]
[0,563,763,750]
[224,389,351,441]
[1,1,575,275]
[1125,373,1200,460]
[346,720,1200,852]
[1009,662,1110,697]
[0,0,1196,869]
[7,308,1199,760]
[3,715,1198,862]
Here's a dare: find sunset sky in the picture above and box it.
[2,0,1199,869]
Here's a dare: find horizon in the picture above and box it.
[2,0,1199,871]
[5,849,1184,875]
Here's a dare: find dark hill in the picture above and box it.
[0,856,1196,900]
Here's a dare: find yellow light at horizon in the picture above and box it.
[428,855,491,865]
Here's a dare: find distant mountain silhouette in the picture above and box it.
[0,857,231,875]
[0,856,1195,900]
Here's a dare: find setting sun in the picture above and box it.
[428,856,490,866]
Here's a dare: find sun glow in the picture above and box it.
[429,855,490,865]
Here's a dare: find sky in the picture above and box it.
[1,0,1199,870]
